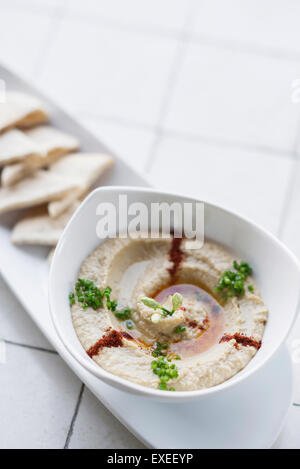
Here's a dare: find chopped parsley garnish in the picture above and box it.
[248,285,254,292]
[215,261,253,301]
[174,325,186,333]
[73,278,103,310]
[70,281,181,391]
[70,279,136,330]
[126,320,134,330]
[152,342,168,357]
[233,260,252,276]
[114,307,132,320]
[69,279,118,311]
[103,286,118,311]
[151,343,179,391]
[69,292,75,305]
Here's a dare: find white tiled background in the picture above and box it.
[1,0,300,449]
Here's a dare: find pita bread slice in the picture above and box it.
[12,200,80,246]
[48,187,86,218]
[26,125,80,157]
[48,153,114,218]
[0,128,41,167]
[1,126,80,186]
[0,169,80,215]
[0,91,49,133]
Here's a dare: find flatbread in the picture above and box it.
[48,187,86,218]
[26,125,79,156]
[12,200,80,246]
[1,126,80,186]
[0,169,80,215]
[0,91,49,133]
[0,128,40,167]
[48,153,114,218]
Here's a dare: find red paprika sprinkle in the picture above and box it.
[120,331,134,340]
[167,237,185,281]
[187,320,198,328]
[87,330,124,358]
[219,333,261,350]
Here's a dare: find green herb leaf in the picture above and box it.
[140,294,181,317]
[70,279,120,312]
[73,278,103,310]
[69,292,75,305]
[159,383,168,390]
[215,261,253,301]
[174,325,186,333]
[172,292,183,312]
[151,343,180,391]
[140,297,161,309]
[114,307,132,320]
[103,286,118,311]
[126,319,134,329]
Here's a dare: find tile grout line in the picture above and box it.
[187,33,300,64]
[3,339,57,355]
[163,128,297,161]
[31,0,68,81]
[64,383,85,449]
[81,110,297,163]
[144,40,188,172]
[65,8,185,42]
[41,3,300,65]
[5,0,300,64]
[144,0,201,173]
[1,0,60,19]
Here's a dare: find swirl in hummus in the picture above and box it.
[70,237,268,391]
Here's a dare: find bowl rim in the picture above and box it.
[49,185,300,401]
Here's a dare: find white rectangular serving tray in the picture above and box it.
[0,65,156,447]
[0,65,289,449]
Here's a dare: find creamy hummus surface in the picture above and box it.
[71,237,268,391]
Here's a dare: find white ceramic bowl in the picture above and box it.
[49,186,300,402]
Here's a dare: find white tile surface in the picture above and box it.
[164,43,300,152]
[0,343,81,449]
[191,0,300,55]
[68,387,145,449]
[65,0,192,33]
[80,115,154,174]
[150,136,293,234]
[37,18,178,126]
[2,0,63,12]
[0,7,56,80]
[0,0,300,450]
[0,274,53,350]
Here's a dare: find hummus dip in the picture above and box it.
[71,237,268,391]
